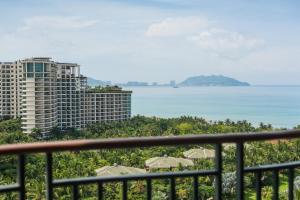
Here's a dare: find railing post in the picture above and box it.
[72,184,79,200]
[255,171,262,200]
[288,168,294,200]
[46,153,53,200]
[97,182,103,200]
[272,170,279,200]
[193,176,199,200]
[236,142,244,200]
[146,178,152,200]
[170,177,176,200]
[122,181,127,200]
[17,154,25,200]
[215,143,222,200]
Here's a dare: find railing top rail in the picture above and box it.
[0,129,299,155]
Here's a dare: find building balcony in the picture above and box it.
[0,130,300,199]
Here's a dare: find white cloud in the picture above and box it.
[21,16,98,30]
[188,28,265,58]
[146,17,265,58]
[0,16,100,60]
[145,16,210,37]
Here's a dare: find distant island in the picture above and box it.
[178,75,250,86]
[88,75,250,87]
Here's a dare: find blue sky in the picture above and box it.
[0,0,300,84]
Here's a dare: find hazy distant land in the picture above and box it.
[88,75,250,87]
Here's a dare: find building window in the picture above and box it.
[35,63,43,72]
[27,63,33,72]
[36,73,43,78]
[27,73,34,78]
[44,64,50,72]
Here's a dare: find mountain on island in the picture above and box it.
[178,75,250,86]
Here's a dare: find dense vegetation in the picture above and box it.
[0,116,299,199]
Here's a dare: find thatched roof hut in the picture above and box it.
[183,147,215,159]
[95,163,146,176]
[145,155,194,169]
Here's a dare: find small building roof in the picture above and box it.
[145,155,194,169]
[95,163,146,176]
[183,148,215,159]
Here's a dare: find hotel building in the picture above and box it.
[0,57,132,134]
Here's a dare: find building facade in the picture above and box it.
[0,61,23,119]
[0,57,132,134]
[56,62,82,130]
[83,89,131,125]
[21,58,58,134]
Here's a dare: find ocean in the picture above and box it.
[125,86,300,128]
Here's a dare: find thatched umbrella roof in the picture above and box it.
[145,155,194,169]
[95,163,146,176]
[183,147,215,159]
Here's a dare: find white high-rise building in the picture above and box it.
[0,57,132,134]
[83,88,131,125]
[56,62,82,130]
[21,58,58,134]
[0,61,24,119]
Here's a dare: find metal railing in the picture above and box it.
[0,129,300,199]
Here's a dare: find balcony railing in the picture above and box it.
[0,130,300,199]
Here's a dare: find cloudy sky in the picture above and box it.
[0,0,300,85]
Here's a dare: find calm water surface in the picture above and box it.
[126,86,300,128]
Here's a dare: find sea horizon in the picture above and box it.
[126,85,300,129]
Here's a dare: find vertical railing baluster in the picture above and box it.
[255,171,262,200]
[18,154,25,200]
[46,153,53,200]
[146,178,152,200]
[97,182,103,200]
[236,142,244,200]
[170,177,176,199]
[72,184,79,200]
[122,181,127,200]
[193,176,199,200]
[215,143,222,200]
[273,170,279,200]
[288,168,294,200]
